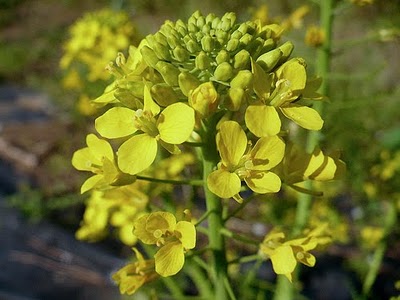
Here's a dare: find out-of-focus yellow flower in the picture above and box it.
[281,5,310,31]
[60,8,138,82]
[133,211,196,277]
[207,121,285,202]
[76,185,148,245]
[305,25,325,48]
[259,225,331,282]
[77,94,98,116]
[360,226,384,249]
[350,0,374,6]
[112,248,158,295]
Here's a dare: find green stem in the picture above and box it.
[274,1,334,299]
[201,121,230,300]
[362,201,397,297]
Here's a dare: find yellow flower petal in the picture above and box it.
[251,135,285,170]
[72,148,98,171]
[144,83,160,116]
[217,121,247,167]
[134,212,176,244]
[118,134,158,175]
[95,107,137,138]
[304,148,338,181]
[155,241,185,277]
[207,169,241,199]
[175,221,196,250]
[81,174,104,194]
[157,103,195,144]
[245,105,281,137]
[280,104,323,130]
[87,133,114,161]
[270,245,297,282]
[245,171,281,194]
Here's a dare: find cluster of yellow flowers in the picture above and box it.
[60,8,138,114]
[72,11,344,295]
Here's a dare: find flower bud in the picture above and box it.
[152,41,171,61]
[226,38,239,52]
[216,50,229,64]
[167,34,180,48]
[185,39,201,53]
[173,46,190,62]
[260,38,276,53]
[226,87,245,111]
[278,41,294,62]
[233,49,251,69]
[211,16,220,29]
[151,83,179,106]
[114,89,143,109]
[230,70,253,89]
[189,82,218,117]
[214,62,233,81]
[196,15,206,28]
[178,72,201,96]
[195,51,211,70]
[155,61,180,86]
[140,46,159,68]
[201,35,215,52]
[256,48,283,72]
[239,33,252,46]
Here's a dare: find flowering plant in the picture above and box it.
[72,10,344,298]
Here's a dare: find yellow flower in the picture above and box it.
[72,134,135,193]
[305,25,325,48]
[245,58,324,137]
[281,144,346,186]
[95,84,195,175]
[112,248,158,295]
[207,121,285,202]
[76,185,148,245]
[259,225,331,282]
[133,211,196,277]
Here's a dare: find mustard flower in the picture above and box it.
[112,248,158,295]
[245,58,324,137]
[259,225,331,282]
[72,134,134,193]
[133,211,196,277]
[95,84,195,175]
[281,144,345,186]
[76,185,148,245]
[207,121,285,202]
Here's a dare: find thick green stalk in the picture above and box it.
[201,122,230,300]
[274,1,334,299]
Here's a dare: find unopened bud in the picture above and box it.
[151,83,179,106]
[140,46,159,68]
[155,61,180,86]
[153,41,171,61]
[178,72,201,96]
[226,87,245,111]
[256,48,283,72]
[189,82,218,117]
[230,70,253,89]
[214,62,233,81]
[216,50,229,64]
[195,51,211,70]
[226,38,239,52]
[173,46,190,62]
[201,35,215,52]
[278,41,294,62]
[233,50,251,69]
